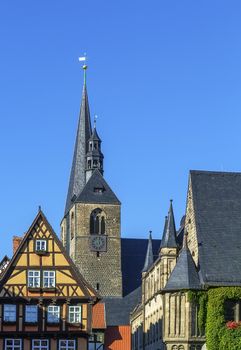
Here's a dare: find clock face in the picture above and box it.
[90,235,107,252]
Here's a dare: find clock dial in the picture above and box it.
[90,235,107,252]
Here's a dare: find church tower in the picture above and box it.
[61,65,122,297]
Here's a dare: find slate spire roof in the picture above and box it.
[65,78,92,215]
[189,170,241,286]
[160,200,177,249]
[142,232,154,272]
[164,232,201,291]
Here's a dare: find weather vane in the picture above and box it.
[94,115,98,129]
[78,53,87,69]
[78,53,88,83]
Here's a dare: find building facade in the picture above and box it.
[0,210,99,350]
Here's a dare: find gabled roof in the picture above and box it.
[160,200,177,249]
[142,232,154,272]
[0,210,99,300]
[164,233,201,291]
[76,169,120,205]
[190,170,241,286]
[65,83,92,215]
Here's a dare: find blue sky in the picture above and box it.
[0,1,241,257]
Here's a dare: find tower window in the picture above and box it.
[96,283,100,291]
[94,187,104,193]
[90,209,106,234]
[70,212,74,240]
[87,160,91,169]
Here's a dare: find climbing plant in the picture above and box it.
[188,287,241,350]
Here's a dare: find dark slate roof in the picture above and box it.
[142,233,154,272]
[121,238,161,296]
[190,170,241,286]
[104,287,142,326]
[65,83,92,215]
[160,201,177,249]
[164,234,201,291]
[89,126,101,141]
[76,169,120,205]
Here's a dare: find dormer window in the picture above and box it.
[94,187,104,194]
[36,240,47,253]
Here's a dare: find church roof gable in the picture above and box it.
[76,169,120,205]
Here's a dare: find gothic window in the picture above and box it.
[70,212,74,240]
[178,346,184,350]
[87,160,91,169]
[90,209,106,235]
[93,159,98,168]
[224,299,241,322]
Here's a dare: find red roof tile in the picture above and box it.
[92,302,106,329]
[104,325,131,350]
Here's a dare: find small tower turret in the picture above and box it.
[142,231,154,273]
[86,118,104,182]
[159,200,178,288]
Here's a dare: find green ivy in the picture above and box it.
[206,287,241,350]
[187,291,208,333]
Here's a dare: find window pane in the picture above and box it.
[59,340,75,350]
[28,271,40,288]
[43,271,55,288]
[4,305,16,322]
[5,339,21,350]
[36,240,47,251]
[47,306,60,323]
[224,300,237,321]
[68,305,82,323]
[32,340,49,350]
[25,305,38,322]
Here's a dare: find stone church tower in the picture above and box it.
[61,66,122,297]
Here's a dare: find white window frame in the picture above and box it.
[68,305,82,323]
[43,271,55,288]
[28,270,40,288]
[47,305,60,323]
[59,340,75,350]
[35,240,47,252]
[4,305,16,322]
[25,305,38,323]
[32,340,49,350]
[5,339,22,350]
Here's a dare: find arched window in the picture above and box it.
[70,212,74,240]
[90,209,106,234]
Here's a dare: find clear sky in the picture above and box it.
[0,1,241,258]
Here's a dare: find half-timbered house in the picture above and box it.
[0,210,99,350]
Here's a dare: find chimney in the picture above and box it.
[13,236,23,255]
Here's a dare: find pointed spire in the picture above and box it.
[142,231,154,272]
[65,67,92,215]
[163,232,201,291]
[160,200,177,249]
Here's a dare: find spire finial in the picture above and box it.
[78,53,88,85]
